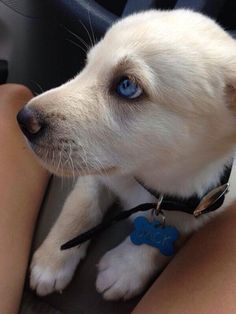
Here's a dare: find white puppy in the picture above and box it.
[19,10,236,300]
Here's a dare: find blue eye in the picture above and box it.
[116,76,143,99]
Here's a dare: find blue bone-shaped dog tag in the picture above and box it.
[130,216,179,256]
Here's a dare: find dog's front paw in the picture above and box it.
[30,242,87,296]
[96,237,169,300]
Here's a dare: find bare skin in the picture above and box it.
[134,204,236,314]
[0,84,49,314]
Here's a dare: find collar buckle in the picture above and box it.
[193,183,230,217]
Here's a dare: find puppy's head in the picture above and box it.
[18,10,236,177]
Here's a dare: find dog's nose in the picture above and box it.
[17,107,43,140]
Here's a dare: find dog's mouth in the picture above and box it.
[29,142,117,177]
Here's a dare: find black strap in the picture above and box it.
[61,191,227,250]
[61,203,156,250]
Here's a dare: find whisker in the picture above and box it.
[87,3,96,45]
[61,145,69,190]
[31,80,44,94]
[63,25,90,50]
[80,144,91,174]
[68,144,76,183]
[78,18,94,48]
[66,38,88,54]
[60,158,64,191]
[32,90,39,96]
[56,149,62,173]
[44,148,49,163]
[52,149,55,167]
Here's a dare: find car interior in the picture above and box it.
[0,0,235,313]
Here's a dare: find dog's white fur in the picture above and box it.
[26,10,236,299]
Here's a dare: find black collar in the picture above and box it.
[61,160,233,250]
[136,161,233,216]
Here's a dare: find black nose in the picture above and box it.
[17,107,43,140]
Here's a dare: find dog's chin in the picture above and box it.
[28,142,118,177]
[34,154,118,178]
[48,164,118,177]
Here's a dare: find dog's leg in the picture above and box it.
[96,176,210,300]
[96,176,161,300]
[30,175,114,296]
